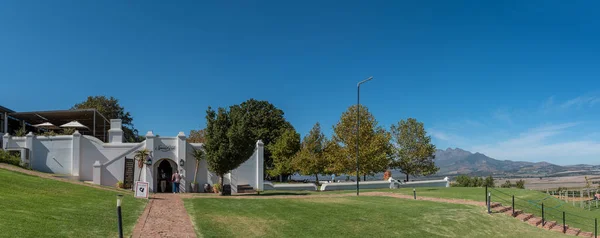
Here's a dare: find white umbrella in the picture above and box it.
[33,122,60,130]
[60,121,89,130]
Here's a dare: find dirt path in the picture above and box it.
[132,193,197,238]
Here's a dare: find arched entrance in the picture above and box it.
[155,158,177,193]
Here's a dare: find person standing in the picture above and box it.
[172,170,181,193]
[160,170,167,193]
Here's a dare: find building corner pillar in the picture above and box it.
[71,130,82,177]
[256,140,264,191]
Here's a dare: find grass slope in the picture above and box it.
[184,196,566,238]
[393,187,600,233]
[0,168,146,238]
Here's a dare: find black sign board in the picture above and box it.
[124,158,135,189]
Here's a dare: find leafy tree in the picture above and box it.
[204,106,255,190]
[585,176,591,188]
[292,123,330,184]
[236,99,293,179]
[187,129,206,143]
[484,175,495,188]
[134,149,150,181]
[329,105,392,180]
[267,128,301,181]
[515,179,525,189]
[454,175,471,187]
[72,96,143,142]
[501,180,512,188]
[390,118,438,182]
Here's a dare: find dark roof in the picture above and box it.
[0,105,15,113]
[9,109,110,141]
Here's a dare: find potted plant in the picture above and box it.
[212,184,221,194]
[190,148,205,193]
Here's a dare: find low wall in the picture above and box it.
[320,177,449,191]
[263,182,318,191]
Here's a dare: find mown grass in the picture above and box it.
[392,187,600,233]
[184,196,566,238]
[0,168,147,238]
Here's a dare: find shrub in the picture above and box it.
[116,181,124,189]
[515,179,525,189]
[0,150,21,167]
[501,180,512,188]
[213,184,221,193]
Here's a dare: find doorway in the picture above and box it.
[156,159,174,193]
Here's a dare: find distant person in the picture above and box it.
[172,170,181,193]
[595,193,600,201]
[160,170,167,193]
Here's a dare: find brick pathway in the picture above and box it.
[132,193,197,238]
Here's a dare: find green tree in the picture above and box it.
[292,123,330,184]
[390,118,438,182]
[454,175,471,187]
[484,175,495,188]
[267,128,301,181]
[515,179,525,189]
[501,180,512,188]
[204,106,255,190]
[236,99,293,179]
[187,129,206,143]
[72,96,143,142]
[329,105,392,181]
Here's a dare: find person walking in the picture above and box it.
[172,170,181,193]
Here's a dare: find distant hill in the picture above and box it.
[434,148,567,177]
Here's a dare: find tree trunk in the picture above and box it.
[193,160,199,184]
[137,165,144,181]
[363,174,366,182]
[315,174,319,185]
[405,173,409,182]
[279,174,282,182]
[219,174,224,194]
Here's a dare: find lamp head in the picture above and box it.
[117,194,123,207]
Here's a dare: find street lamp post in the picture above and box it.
[117,194,123,238]
[356,76,373,196]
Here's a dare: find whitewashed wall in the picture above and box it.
[32,136,73,174]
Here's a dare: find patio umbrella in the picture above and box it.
[60,121,89,130]
[33,122,60,130]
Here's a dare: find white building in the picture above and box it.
[2,119,264,193]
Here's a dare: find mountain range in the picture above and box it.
[434,148,597,177]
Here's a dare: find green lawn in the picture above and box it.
[0,168,147,238]
[184,196,567,238]
[392,187,600,233]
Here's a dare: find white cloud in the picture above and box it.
[469,122,600,165]
[543,95,600,112]
[492,109,512,124]
[429,129,450,141]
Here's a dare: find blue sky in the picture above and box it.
[1,1,600,165]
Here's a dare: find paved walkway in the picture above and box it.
[132,193,197,238]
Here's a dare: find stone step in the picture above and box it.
[550,224,567,233]
[578,231,593,237]
[566,228,581,236]
[528,217,543,226]
[543,221,557,230]
[503,209,523,217]
[493,206,512,213]
[516,213,534,222]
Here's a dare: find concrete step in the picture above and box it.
[516,213,534,222]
